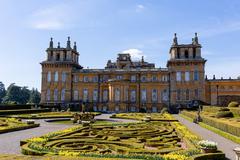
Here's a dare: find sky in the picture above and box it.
[0,0,240,90]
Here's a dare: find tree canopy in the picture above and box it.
[0,82,6,103]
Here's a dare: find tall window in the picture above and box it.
[61,89,65,101]
[62,72,66,82]
[124,87,128,101]
[130,90,136,102]
[73,90,78,101]
[83,76,89,82]
[116,75,122,80]
[152,89,158,102]
[194,71,199,81]
[93,76,98,82]
[152,75,157,82]
[186,89,190,101]
[83,89,88,102]
[73,75,78,82]
[47,71,51,82]
[176,72,181,81]
[193,48,196,58]
[184,50,189,58]
[141,75,147,82]
[54,89,58,101]
[93,89,98,102]
[54,71,58,82]
[103,89,108,102]
[177,89,181,101]
[46,89,50,101]
[131,75,136,82]
[185,72,190,81]
[141,89,147,102]
[114,88,120,102]
[162,89,168,101]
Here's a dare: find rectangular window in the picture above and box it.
[195,89,199,99]
[73,90,79,101]
[93,76,98,82]
[152,89,158,102]
[176,72,181,81]
[54,71,58,82]
[141,75,147,82]
[114,88,120,102]
[162,89,168,101]
[62,72,66,82]
[47,71,51,82]
[103,89,108,102]
[125,87,128,101]
[141,89,147,102]
[152,75,157,82]
[83,89,88,102]
[194,71,199,81]
[83,76,89,82]
[177,89,181,101]
[116,75,122,80]
[73,75,78,82]
[130,90,136,102]
[186,89,190,101]
[93,89,98,102]
[130,75,136,82]
[185,72,190,81]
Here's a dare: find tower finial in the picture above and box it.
[141,56,144,63]
[67,36,71,49]
[57,42,60,48]
[49,37,53,48]
[193,32,199,45]
[172,33,178,45]
[73,42,77,51]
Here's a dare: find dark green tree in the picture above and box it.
[0,82,6,103]
[28,88,41,104]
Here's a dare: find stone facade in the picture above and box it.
[40,34,240,112]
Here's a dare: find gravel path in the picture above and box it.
[174,114,239,160]
[0,114,137,154]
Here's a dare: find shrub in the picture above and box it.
[218,108,229,112]
[215,111,233,118]
[228,101,239,107]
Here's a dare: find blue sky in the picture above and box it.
[0,0,240,90]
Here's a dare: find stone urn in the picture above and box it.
[201,147,217,153]
[233,147,240,160]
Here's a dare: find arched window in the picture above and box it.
[47,71,51,82]
[152,89,158,102]
[54,89,58,101]
[46,89,51,101]
[186,89,190,101]
[73,90,79,101]
[54,71,58,82]
[185,50,189,58]
[62,72,66,82]
[61,89,65,101]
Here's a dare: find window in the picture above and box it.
[93,89,98,102]
[195,89,199,99]
[177,89,181,101]
[185,50,189,58]
[54,89,58,101]
[130,90,136,102]
[176,72,181,81]
[162,75,168,82]
[186,89,190,101]
[83,76,89,82]
[61,89,65,101]
[47,71,51,82]
[73,75,78,82]
[114,88,120,102]
[54,71,58,82]
[73,90,78,101]
[141,75,147,82]
[131,75,136,82]
[62,72,66,82]
[152,106,157,112]
[130,106,136,112]
[103,89,108,102]
[46,89,50,101]
[152,75,157,82]
[56,53,60,61]
[124,87,128,101]
[83,89,88,102]
[93,76,98,82]
[193,48,196,58]
[141,89,147,102]
[194,71,199,81]
[185,72,190,81]
[162,89,168,101]
[177,52,180,59]
[152,89,158,102]
[116,75,122,80]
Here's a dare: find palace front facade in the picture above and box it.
[40,34,240,112]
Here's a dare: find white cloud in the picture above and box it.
[122,48,145,60]
[28,4,73,30]
[136,4,145,12]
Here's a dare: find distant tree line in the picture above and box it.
[0,81,40,104]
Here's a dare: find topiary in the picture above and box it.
[218,108,230,112]
[228,101,239,107]
[216,111,234,118]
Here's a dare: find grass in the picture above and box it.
[51,120,113,125]
[180,114,240,144]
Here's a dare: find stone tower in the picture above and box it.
[167,33,206,106]
[40,37,82,105]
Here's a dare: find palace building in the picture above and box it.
[40,34,240,112]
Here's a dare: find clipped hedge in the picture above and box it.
[192,152,225,160]
[203,106,240,117]
[228,101,239,107]
[0,104,32,110]
[215,111,233,118]
[0,123,40,134]
[181,111,240,137]
[0,108,51,115]
[218,108,230,112]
